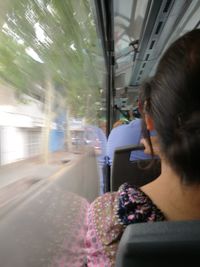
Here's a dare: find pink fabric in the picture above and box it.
[50,184,165,266]
[86,192,122,267]
[50,193,89,267]
[86,197,111,267]
[85,184,166,267]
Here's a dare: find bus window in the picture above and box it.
[0,0,106,196]
[0,0,107,266]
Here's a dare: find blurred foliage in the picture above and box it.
[0,0,104,121]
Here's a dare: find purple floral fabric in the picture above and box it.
[117,183,165,225]
[86,183,165,267]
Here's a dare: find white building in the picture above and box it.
[0,84,44,165]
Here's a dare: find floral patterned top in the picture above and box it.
[86,183,166,267]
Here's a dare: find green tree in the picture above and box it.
[0,0,103,120]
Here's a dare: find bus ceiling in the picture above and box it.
[113,0,200,91]
[93,0,200,120]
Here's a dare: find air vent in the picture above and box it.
[163,0,172,13]
[145,54,150,61]
[155,21,163,34]
[149,40,155,49]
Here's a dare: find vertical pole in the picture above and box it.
[43,73,53,164]
[93,0,114,193]
[105,0,114,192]
[105,0,114,138]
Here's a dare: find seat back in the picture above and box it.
[115,220,200,267]
[111,144,161,191]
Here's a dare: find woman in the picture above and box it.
[86,29,200,267]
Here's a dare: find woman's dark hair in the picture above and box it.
[139,29,200,184]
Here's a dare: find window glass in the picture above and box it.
[0,1,106,265]
[0,0,106,192]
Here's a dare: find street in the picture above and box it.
[0,150,100,210]
[0,150,100,267]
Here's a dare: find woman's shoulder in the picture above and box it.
[90,191,119,221]
[92,190,118,204]
[117,183,165,224]
[87,184,165,265]
[92,183,164,216]
[90,182,165,227]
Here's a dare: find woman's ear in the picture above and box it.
[145,114,154,131]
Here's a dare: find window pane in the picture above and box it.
[0,1,107,265]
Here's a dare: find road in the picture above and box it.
[0,150,100,208]
[0,151,100,267]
